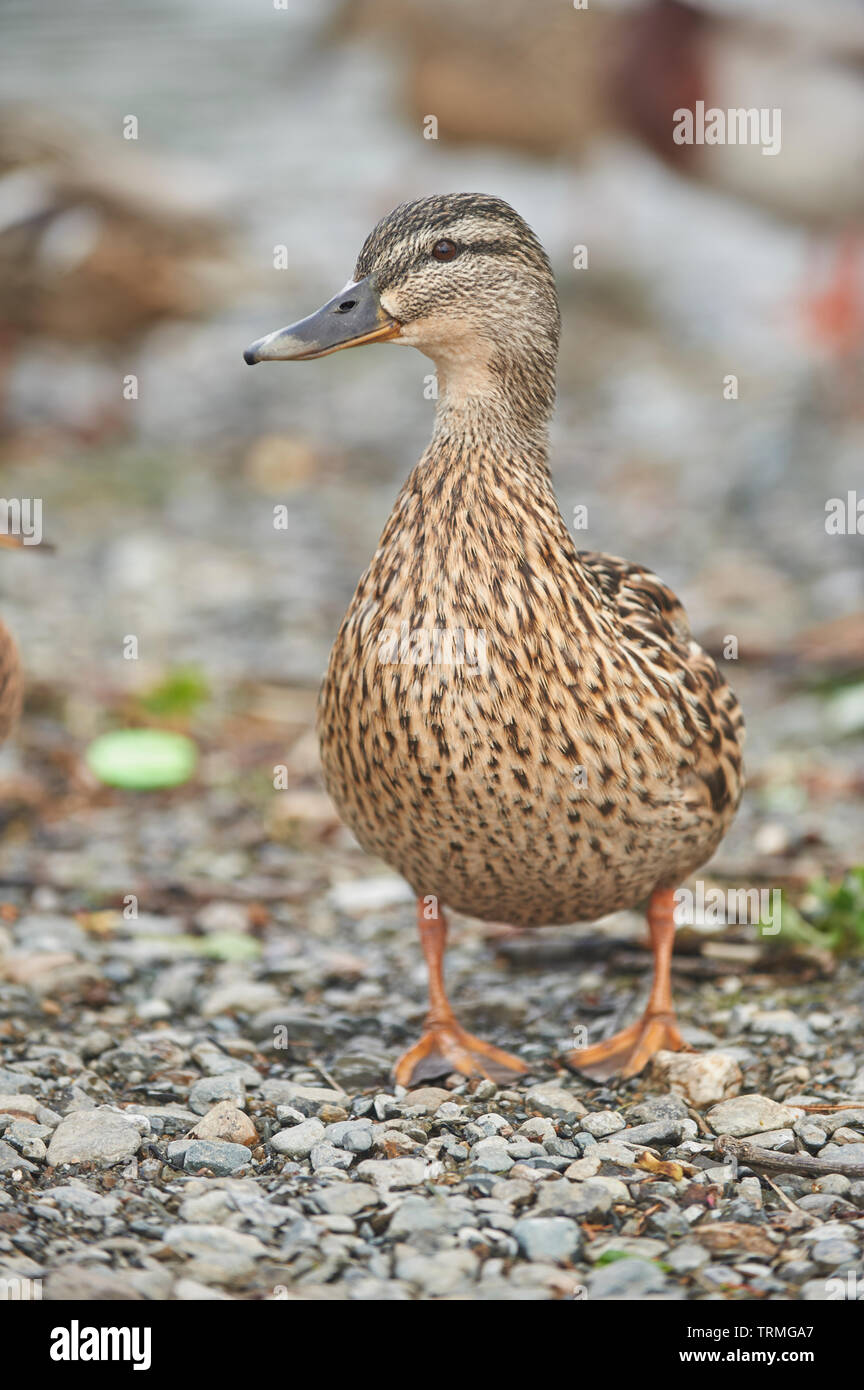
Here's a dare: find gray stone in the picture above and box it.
[188,1074,246,1115]
[388,1197,467,1238]
[183,1140,251,1176]
[512,1216,582,1264]
[471,1136,514,1173]
[796,1123,828,1151]
[269,1118,324,1159]
[665,1243,710,1273]
[258,1080,346,1107]
[309,1183,381,1216]
[810,1238,859,1267]
[819,1142,864,1167]
[322,1119,373,1153]
[618,1119,685,1148]
[356,1158,428,1191]
[589,1257,671,1299]
[749,1128,795,1150]
[159,1223,267,1285]
[625,1094,690,1125]
[46,1109,142,1167]
[40,1184,119,1218]
[310,1143,353,1171]
[750,1009,813,1047]
[524,1082,586,1119]
[814,1175,852,1196]
[581,1110,626,1138]
[706,1095,803,1138]
[394,1247,479,1294]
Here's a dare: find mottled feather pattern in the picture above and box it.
[0,621,21,744]
[319,436,744,928]
[316,192,744,930]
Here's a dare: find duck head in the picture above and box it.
[244,193,561,436]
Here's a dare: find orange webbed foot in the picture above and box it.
[394,1019,528,1087]
[563,1010,686,1081]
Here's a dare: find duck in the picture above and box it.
[244,192,745,1083]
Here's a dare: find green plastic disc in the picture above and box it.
[86,729,198,790]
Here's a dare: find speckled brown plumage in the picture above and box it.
[318,429,743,927]
[0,619,21,745]
[246,192,745,1080]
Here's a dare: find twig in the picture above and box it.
[310,1057,343,1093]
[714,1134,864,1178]
[760,1172,820,1223]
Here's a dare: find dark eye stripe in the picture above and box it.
[371,239,545,291]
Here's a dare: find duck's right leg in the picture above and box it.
[563,885,688,1080]
[393,897,529,1086]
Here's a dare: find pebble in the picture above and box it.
[588,1257,671,1299]
[269,1118,325,1158]
[813,1174,851,1195]
[309,1183,380,1216]
[159,1224,267,1286]
[399,1087,453,1114]
[706,1095,803,1138]
[650,1051,743,1106]
[183,1141,251,1176]
[796,1122,829,1151]
[188,1075,247,1115]
[665,1242,711,1273]
[819,1142,864,1167]
[191,1102,258,1147]
[738,1177,763,1208]
[46,1109,143,1167]
[580,1110,626,1138]
[512,1216,582,1264]
[750,1009,814,1048]
[310,1143,354,1171]
[471,1137,514,1173]
[810,1237,859,1267]
[524,1082,586,1119]
[40,1185,119,1218]
[355,1158,428,1191]
[322,1120,373,1153]
[749,1128,796,1151]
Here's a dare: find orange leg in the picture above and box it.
[563,886,688,1080]
[393,898,528,1086]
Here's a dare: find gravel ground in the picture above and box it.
[1,764,863,1303]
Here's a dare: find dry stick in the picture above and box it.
[714,1134,864,1179]
[760,1172,818,1222]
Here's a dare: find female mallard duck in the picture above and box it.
[244,193,744,1082]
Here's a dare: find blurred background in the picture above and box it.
[0,0,863,943]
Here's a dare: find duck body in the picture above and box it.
[318,433,742,928]
[245,191,745,1080]
[0,618,21,744]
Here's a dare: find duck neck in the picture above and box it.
[409,360,570,548]
[429,339,557,464]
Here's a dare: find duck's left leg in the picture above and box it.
[393,897,529,1086]
[564,886,688,1080]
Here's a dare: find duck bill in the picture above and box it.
[243,275,400,364]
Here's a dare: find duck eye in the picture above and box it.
[431,239,458,262]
